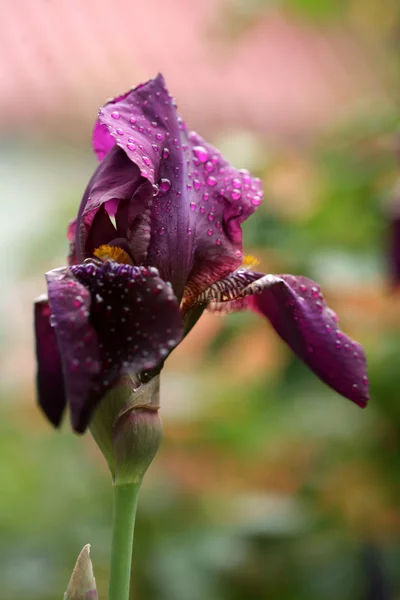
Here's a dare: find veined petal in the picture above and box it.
[207,272,369,407]
[89,74,263,301]
[34,295,66,426]
[46,262,182,432]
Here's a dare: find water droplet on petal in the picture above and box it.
[193,145,208,163]
[111,111,120,119]
[127,142,136,151]
[232,178,242,189]
[202,192,209,201]
[193,179,201,191]
[207,228,213,236]
[130,116,136,124]
[151,144,159,153]
[142,155,151,166]
[231,190,241,201]
[206,176,217,187]
[208,212,215,222]
[190,202,197,211]
[205,161,214,172]
[216,238,221,246]
[159,178,171,193]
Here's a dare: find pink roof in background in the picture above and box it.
[0,0,389,140]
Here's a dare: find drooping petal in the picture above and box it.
[207,272,369,407]
[34,295,66,426]
[89,74,263,301]
[46,267,102,432]
[46,262,183,432]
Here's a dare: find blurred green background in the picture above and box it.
[1,0,400,598]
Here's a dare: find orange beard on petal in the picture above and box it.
[93,245,133,265]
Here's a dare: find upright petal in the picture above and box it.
[90,74,263,301]
[207,273,369,406]
[34,295,66,426]
[46,262,183,432]
[75,147,151,262]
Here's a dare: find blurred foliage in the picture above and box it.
[2,0,400,599]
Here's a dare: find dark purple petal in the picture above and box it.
[91,74,263,301]
[46,268,102,432]
[34,295,66,426]
[47,262,182,432]
[207,272,369,406]
[389,212,400,288]
[75,146,153,262]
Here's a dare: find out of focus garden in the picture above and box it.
[1,0,400,598]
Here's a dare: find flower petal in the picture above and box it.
[46,267,102,432]
[47,262,182,432]
[208,273,369,406]
[75,146,153,263]
[91,74,263,301]
[34,294,66,426]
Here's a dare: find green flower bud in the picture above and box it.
[64,544,97,600]
[113,376,162,486]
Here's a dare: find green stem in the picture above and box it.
[108,482,141,600]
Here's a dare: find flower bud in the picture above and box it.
[64,544,97,600]
[113,377,162,486]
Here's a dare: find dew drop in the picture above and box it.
[232,178,242,189]
[216,238,222,246]
[193,145,208,163]
[207,212,215,222]
[187,227,193,235]
[162,147,170,159]
[127,142,136,151]
[231,190,241,201]
[111,110,120,119]
[207,228,213,236]
[151,144,159,153]
[206,176,217,187]
[202,192,209,201]
[193,179,201,191]
[190,202,197,211]
[159,178,171,193]
[205,161,214,172]
[142,155,150,166]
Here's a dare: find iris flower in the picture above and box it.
[34,74,369,434]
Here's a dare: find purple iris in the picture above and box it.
[34,74,369,434]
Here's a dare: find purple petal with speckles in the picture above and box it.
[34,295,66,426]
[208,272,369,407]
[87,74,263,301]
[46,262,182,432]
